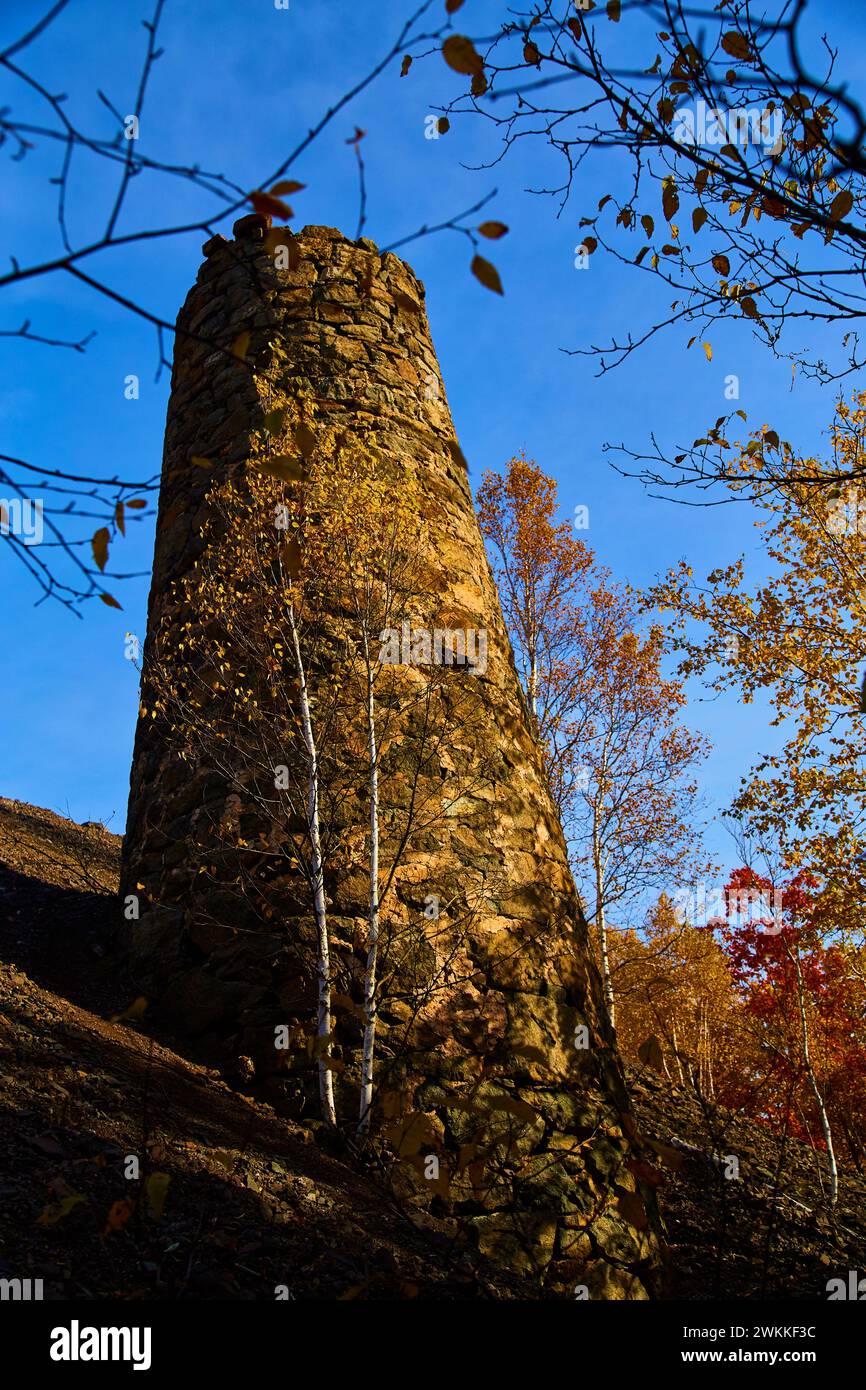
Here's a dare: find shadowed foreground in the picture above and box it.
[2,796,865,1300]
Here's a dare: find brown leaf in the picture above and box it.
[445,0,465,11]
[437,116,450,135]
[294,423,317,458]
[442,34,484,77]
[471,70,488,96]
[111,995,148,1023]
[477,220,508,239]
[255,455,305,484]
[720,30,753,61]
[471,254,504,294]
[102,1198,136,1236]
[37,1192,86,1227]
[268,180,305,197]
[91,527,110,572]
[125,498,147,509]
[740,295,758,317]
[641,213,654,238]
[647,1138,685,1172]
[615,1189,648,1230]
[99,592,122,610]
[692,207,708,233]
[114,501,126,536]
[264,229,301,269]
[400,54,412,77]
[264,407,287,436]
[607,0,621,19]
[829,189,854,223]
[249,190,292,221]
[281,536,302,577]
[524,40,541,65]
[711,252,731,275]
[627,1157,664,1189]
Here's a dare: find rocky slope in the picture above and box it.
[1,795,864,1300]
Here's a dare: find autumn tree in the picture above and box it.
[612,892,741,1096]
[714,866,866,1204]
[144,444,347,1124]
[146,364,491,1129]
[650,389,866,945]
[311,446,490,1134]
[478,454,710,1025]
[476,453,592,736]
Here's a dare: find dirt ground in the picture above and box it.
[2,794,864,1301]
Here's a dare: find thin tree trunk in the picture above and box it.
[671,1024,685,1086]
[288,600,336,1127]
[593,831,616,1028]
[790,940,838,1205]
[358,642,379,1134]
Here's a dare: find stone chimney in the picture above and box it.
[122,220,663,1296]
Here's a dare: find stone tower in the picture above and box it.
[122,219,663,1297]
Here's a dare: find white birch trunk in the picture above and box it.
[791,942,838,1206]
[592,814,616,1029]
[288,600,336,1127]
[358,646,379,1134]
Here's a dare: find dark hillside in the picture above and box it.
[1,796,864,1301]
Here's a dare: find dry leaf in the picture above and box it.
[111,995,148,1023]
[91,528,110,572]
[471,254,504,294]
[37,1192,86,1227]
[249,190,292,221]
[442,34,484,77]
[102,1198,136,1236]
[144,1171,171,1220]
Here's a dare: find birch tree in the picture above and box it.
[478,454,710,1027]
[145,455,346,1124]
[315,450,491,1134]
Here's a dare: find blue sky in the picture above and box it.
[1,0,862,887]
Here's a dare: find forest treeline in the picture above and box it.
[483,394,866,1208]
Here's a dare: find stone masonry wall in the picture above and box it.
[121,219,665,1297]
